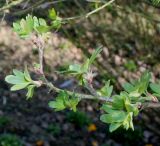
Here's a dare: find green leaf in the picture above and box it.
[24,67,32,82]
[149,0,160,6]
[48,91,68,111]
[137,71,151,93]
[49,8,57,20]
[13,69,24,77]
[26,85,35,99]
[99,80,113,97]
[100,114,113,123]
[122,112,134,130]
[5,75,26,84]
[10,83,30,91]
[124,60,137,71]
[122,72,151,96]
[129,90,141,98]
[49,91,79,112]
[129,112,134,130]
[122,82,135,93]
[49,100,66,111]
[150,83,160,95]
[81,59,90,73]
[68,64,81,74]
[89,47,102,65]
[13,14,50,38]
[125,102,139,116]
[5,69,38,99]
[51,17,62,29]
[100,111,127,124]
[35,25,50,33]
[109,123,121,132]
[67,98,79,112]
[39,18,47,26]
[112,95,124,110]
[101,104,114,113]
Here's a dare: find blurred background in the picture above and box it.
[0,0,160,146]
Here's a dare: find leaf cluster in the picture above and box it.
[100,72,160,132]
[64,47,102,85]
[49,91,80,112]
[5,68,38,99]
[100,92,138,132]
[49,8,62,29]
[13,8,62,38]
[13,14,49,38]
[98,80,113,97]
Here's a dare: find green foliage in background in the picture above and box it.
[67,111,91,128]
[47,123,61,136]
[0,134,23,146]
[148,0,160,6]
[124,60,137,72]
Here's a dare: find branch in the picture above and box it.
[85,83,99,96]
[44,79,112,102]
[62,0,115,21]
[35,38,160,108]
[86,0,115,18]
[0,0,24,13]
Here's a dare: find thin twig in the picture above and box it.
[86,0,115,18]
[45,79,112,102]
[0,0,24,12]
[63,0,115,21]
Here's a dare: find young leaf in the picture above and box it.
[100,114,113,124]
[122,82,135,93]
[49,100,66,111]
[5,75,26,84]
[100,111,127,124]
[49,91,68,111]
[5,69,37,99]
[13,14,50,38]
[68,64,81,74]
[81,59,90,73]
[24,66,32,82]
[101,104,114,113]
[26,85,36,99]
[112,95,124,110]
[109,123,121,132]
[51,17,62,29]
[67,98,79,112]
[10,83,30,91]
[150,83,160,95]
[13,69,24,77]
[123,71,151,96]
[99,80,113,97]
[89,47,102,65]
[49,8,57,20]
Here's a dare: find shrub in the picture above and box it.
[3,0,160,133]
